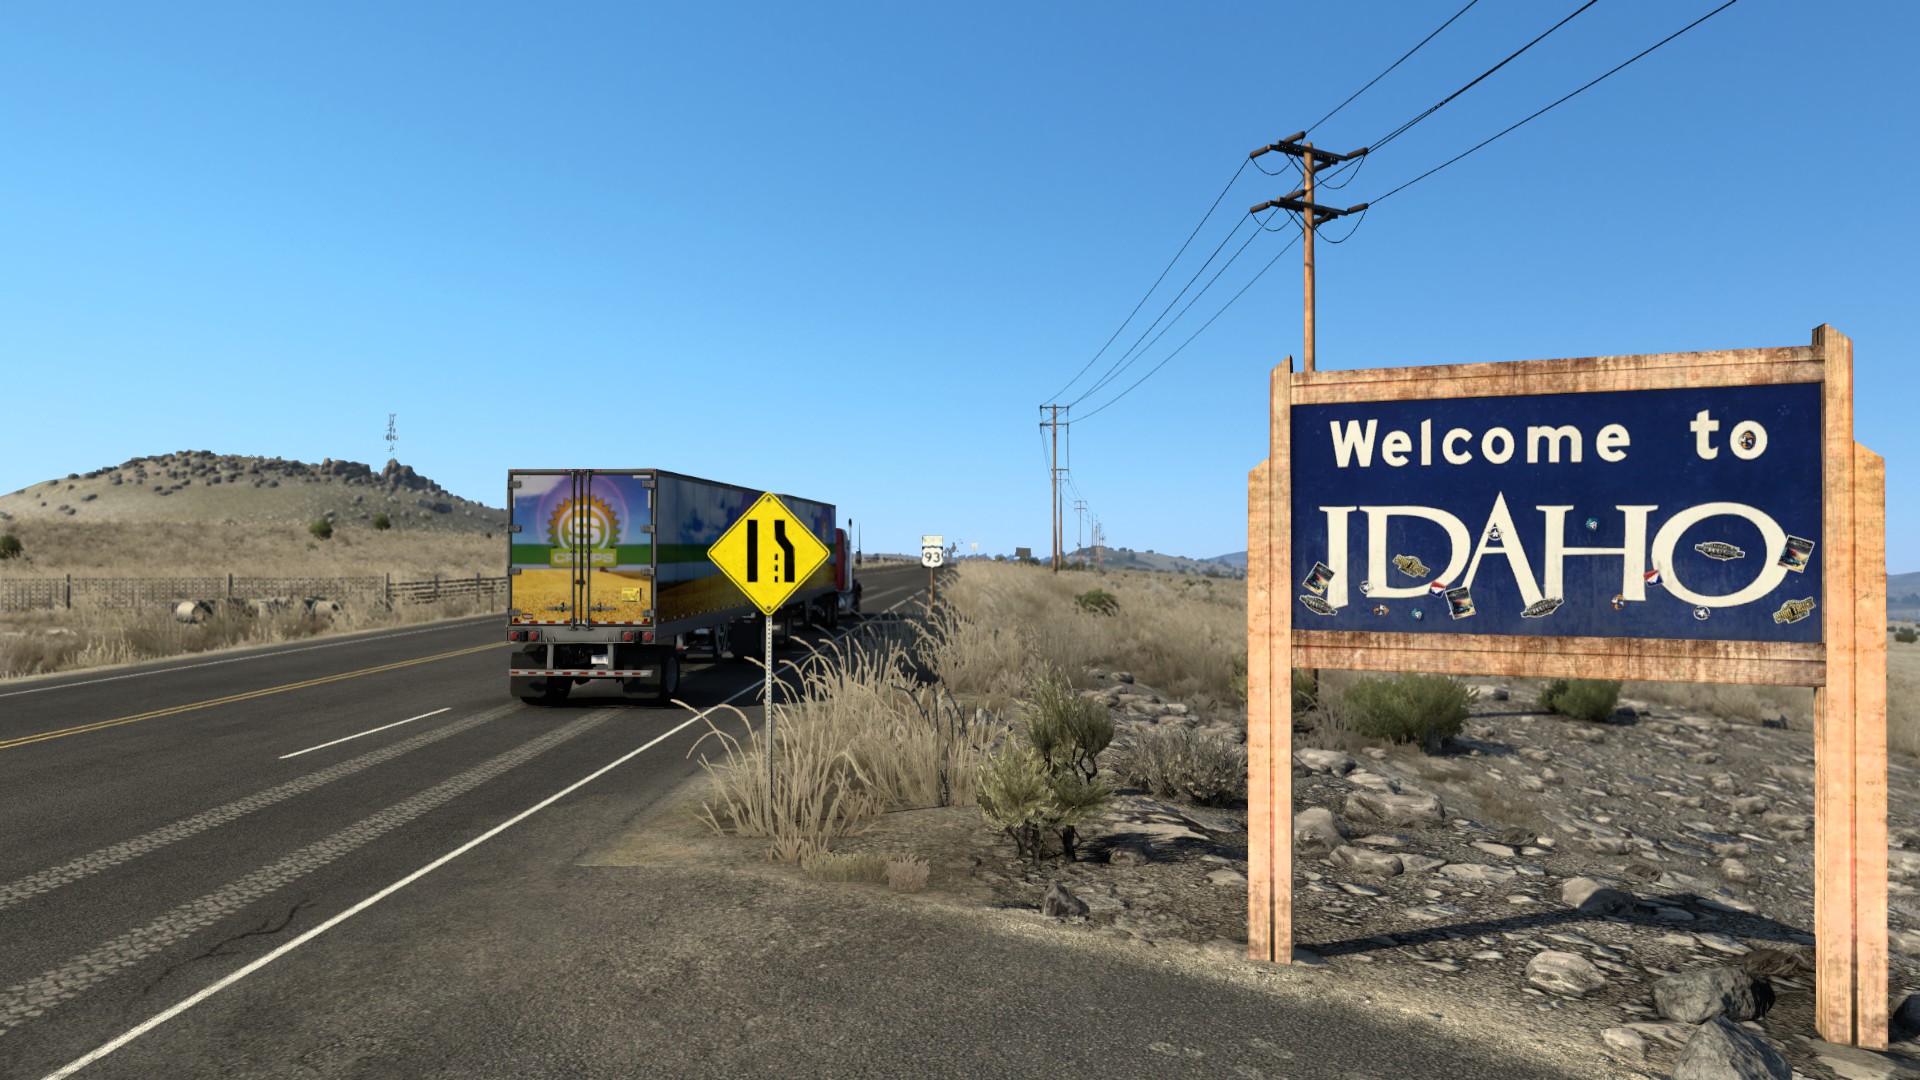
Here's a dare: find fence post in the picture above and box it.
[65,574,71,610]
[227,573,233,601]
[385,573,391,604]
[433,572,439,601]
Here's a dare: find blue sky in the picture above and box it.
[2,2,1914,570]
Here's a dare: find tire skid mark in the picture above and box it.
[0,710,610,1034]
[0,703,521,913]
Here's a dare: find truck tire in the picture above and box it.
[517,678,571,707]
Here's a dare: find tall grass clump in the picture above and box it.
[1338,673,1477,754]
[1538,677,1622,724]
[915,600,1026,715]
[1074,588,1119,615]
[688,620,1012,863]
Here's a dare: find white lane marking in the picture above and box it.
[0,704,518,914]
[35,581,930,1078]
[10,709,615,1050]
[278,708,452,760]
[0,615,499,700]
[38,684,774,1078]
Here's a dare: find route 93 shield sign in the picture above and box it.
[1289,381,1823,642]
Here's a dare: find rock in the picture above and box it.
[1293,808,1347,853]
[1042,882,1089,918]
[1345,770,1400,793]
[1890,849,1920,880]
[1107,845,1149,866]
[1565,727,1606,744]
[1113,671,1134,684]
[1437,862,1517,886]
[1490,688,1510,701]
[1330,845,1403,876]
[1205,868,1247,886]
[1601,1026,1648,1062]
[1721,857,1754,883]
[1670,1015,1791,1080]
[1585,836,1634,856]
[1895,991,1920,1034]
[1738,948,1806,978]
[1344,790,1445,827]
[1525,950,1607,997]
[1730,795,1770,816]
[1518,747,1553,763]
[1471,841,1517,858]
[1398,855,1447,874]
[1653,965,1761,1024]
[1295,749,1357,776]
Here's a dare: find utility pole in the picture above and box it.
[1092,518,1103,571]
[1248,132,1368,373]
[1073,499,1087,561]
[1040,405,1066,572]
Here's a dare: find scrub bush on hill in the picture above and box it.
[1539,677,1622,724]
[0,534,20,559]
[307,519,332,540]
[1341,673,1477,754]
[1074,587,1118,615]
[1897,628,1918,644]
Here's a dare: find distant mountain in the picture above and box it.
[1892,571,1920,617]
[0,452,504,534]
[1065,546,1243,577]
[1209,551,1248,570]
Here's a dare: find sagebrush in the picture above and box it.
[1338,673,1477,753]
[1539,677,1622,724]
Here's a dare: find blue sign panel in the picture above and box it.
[1289,382,1823,641]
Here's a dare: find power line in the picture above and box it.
[1366,0,1601,157]
[1372,0,1741,206]
[1040,159,1251,405]
[1304,0,1485,137]
[1069,213,1255,406]
[1077,225,1305,424]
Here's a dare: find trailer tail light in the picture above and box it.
[642,632,655,643]
[508,631,519,642]
[621,631,635,642]
[527,630,540,641]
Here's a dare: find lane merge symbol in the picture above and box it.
[709,493,831,615]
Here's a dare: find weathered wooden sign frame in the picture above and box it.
[1247,325,1889,1047]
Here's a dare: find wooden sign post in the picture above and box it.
[1247,325,1889,1047]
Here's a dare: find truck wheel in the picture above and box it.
[712,622,731,661]
[775,610,794,649]
[518,679,571,707]
[657,652,680,701]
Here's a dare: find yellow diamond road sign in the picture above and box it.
[708,493,832,616]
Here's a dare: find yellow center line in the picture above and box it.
[0,643,504,752]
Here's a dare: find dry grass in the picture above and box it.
[0,518,507,680]
[0,591,503,680]
[939,561,1245,709]
[0,519,500,580]
[686,620,1013,863]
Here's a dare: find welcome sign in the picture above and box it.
[1244,327,1891,1049]
[1289,382,1824,641]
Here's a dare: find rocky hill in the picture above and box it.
[1068,545,1245,578]
[0,452,504,535]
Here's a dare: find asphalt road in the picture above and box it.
[0,562,1589,1080]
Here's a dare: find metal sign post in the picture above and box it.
[708,493,834,798]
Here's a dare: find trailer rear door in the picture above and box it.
[508,470,657,627]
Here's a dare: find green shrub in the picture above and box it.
[976,744,1111,866]
[1341,673,1477,753]
[1019,667,1113,782]
[1108,726,1247,805]
[1293,668,1317,717]
[1538,677,1621,723]
[1897,628,1918,644]
[372,513,391,531]
[308,519,333,540]
[0,534,20,560]
[1231,654,1247,702]
[977,668,1115,865]
[1074,588,1119,616]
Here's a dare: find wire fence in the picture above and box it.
[0,573,507,612]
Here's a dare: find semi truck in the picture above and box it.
[505,469,857,705]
